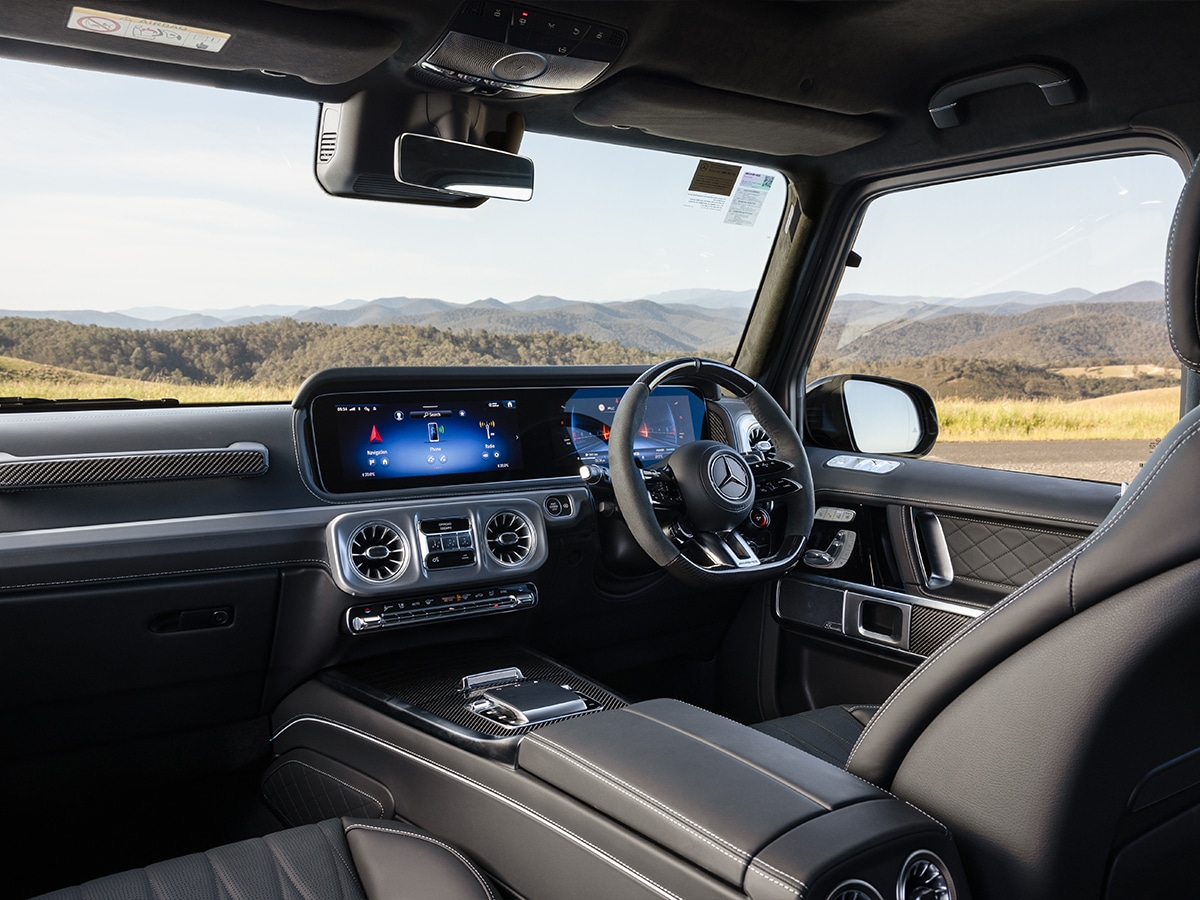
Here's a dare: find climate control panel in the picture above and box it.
[346,582,537,633]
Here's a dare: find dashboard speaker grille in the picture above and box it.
[349,522,408,582]
[485,510,533,566]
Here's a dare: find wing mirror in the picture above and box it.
[805,374,938,457]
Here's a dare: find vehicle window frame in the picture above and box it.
[771,136,1192,430]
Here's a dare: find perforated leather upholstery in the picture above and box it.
[33,818,496,900]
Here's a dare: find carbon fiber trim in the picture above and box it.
[908,604,973,657]
[0,442,268,490]
[326,644,625,741]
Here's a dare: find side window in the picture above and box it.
[813,154,1185,483]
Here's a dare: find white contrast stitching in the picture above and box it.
[343,823,498,900]
[747,862,807,896]
[272,716,684,900]
[848,413,1200,771]
[271,759,386,819]
[526,735,751,866]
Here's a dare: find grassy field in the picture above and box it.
[937,387,1178,442]
[0,356,1181,442]
[0,357,291,404]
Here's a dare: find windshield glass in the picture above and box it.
[0,58,785,402]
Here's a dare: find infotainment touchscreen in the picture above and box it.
[325,397,525,483]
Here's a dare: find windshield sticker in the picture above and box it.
[685,160,740,213]
[723,171,776,227]
[67,8,230,53]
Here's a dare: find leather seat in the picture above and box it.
[752,161,1200,899]
[33,818,497,900]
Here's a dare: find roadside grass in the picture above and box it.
[937,387,1178,442]
[0,357,291,404]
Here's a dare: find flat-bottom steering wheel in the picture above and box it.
[609,358,814,587]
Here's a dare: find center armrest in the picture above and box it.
[518,698,956,899]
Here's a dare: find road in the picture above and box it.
[926,439,1157,484]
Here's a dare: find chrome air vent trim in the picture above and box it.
[348,521,408,582]
[485,510,534,566]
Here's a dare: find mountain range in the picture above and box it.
[0,281,1168,359]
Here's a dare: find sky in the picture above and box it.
[0,57,784,312]
[838,153,1185,299]
[0,56,1186,313]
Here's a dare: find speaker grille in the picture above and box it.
[317,131,337,163]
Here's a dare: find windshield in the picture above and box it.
[0,58,785,402]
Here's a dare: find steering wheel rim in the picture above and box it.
[609,358,814,587]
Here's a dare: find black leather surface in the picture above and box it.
[1166,153,1200,373]
[937,514,1083,590]
[849,401,1200,788]
[346,820,497,900]
[751,704,876,767]
[262,748,394,827]
[33,818,496,900]
[33,819,363,900]
[520,698,886,890]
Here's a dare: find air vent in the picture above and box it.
[826,881,883,900]
[485,511,534,566]
[747,421,776,459]
[349,522,408,582]
[898,852,953,900]
[318,131,337,163]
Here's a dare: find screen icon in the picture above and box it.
[428,423,440,442]
[369,425,383,443]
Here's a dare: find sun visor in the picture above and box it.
[574,76,886,157]
[2,2,401,85]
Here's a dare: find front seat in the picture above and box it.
[753,162,1200,900]
[33,818,497,900]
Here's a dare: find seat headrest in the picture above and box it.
[1166,161,1200,373]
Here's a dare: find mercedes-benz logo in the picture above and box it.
[709,453,751,502]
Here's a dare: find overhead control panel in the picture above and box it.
[418,1,627,95]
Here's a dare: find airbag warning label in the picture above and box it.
[68,7,230,53]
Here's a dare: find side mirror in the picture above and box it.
[395,133,534,201]
[805,374,938,457]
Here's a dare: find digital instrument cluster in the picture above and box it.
[308,384,706,493]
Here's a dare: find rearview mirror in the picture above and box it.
[805,374,939,457]
[395,133,534,201]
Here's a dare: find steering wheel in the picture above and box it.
[609,358,814,587]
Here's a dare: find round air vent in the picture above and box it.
[898,851,953,900]
[746,421,776,459]
[825,881,883,900]
[348,522,408,582]
[485,510,534,566]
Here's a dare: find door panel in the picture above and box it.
[764,447,1120,718]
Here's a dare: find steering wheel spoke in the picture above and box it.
[689,529,762,569]
[641,466,685,509]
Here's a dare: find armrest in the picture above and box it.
[519,698,964,899]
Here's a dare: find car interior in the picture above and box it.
[3,2,1200,899]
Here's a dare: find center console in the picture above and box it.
[267,646,967,900]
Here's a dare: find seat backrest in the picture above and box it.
[845,161,1200,900]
